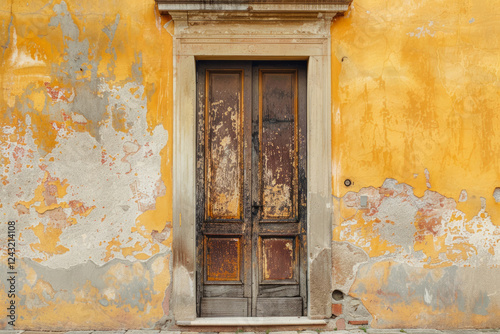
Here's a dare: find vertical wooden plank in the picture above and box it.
[206,71,243,220]
[195,60,207,316]
[297,63,308,315]
[242,63,254,306]
[251,64,261,317]
[260,71,297,220]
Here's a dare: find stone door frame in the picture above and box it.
[158,4,349,323]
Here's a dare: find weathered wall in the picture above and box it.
[331,0,500,329]
[1,0,499,330]
[0,0,173,329]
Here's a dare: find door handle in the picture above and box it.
[252,204,263,213]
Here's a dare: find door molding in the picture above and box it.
[159,6,345,322]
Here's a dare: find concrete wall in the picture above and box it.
[0,0,499,330]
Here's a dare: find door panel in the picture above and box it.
[196,62,253,317]
[197,61,306,317]
[206,236,241,281]
[260,71,297,220]
[261,237,297,282]
[252,63,307,316]
[206,71,244,220]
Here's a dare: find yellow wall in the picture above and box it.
[331,0,500,328]
[1,0,173,329]
[0,0,499,330]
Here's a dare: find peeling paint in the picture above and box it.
[0,0,172,329]
[1,0,499,330]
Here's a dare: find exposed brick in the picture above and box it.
[336,318,346,330]
[348,320,369,325]
[331,303,343,316]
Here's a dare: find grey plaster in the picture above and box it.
[18,253,168,311]
[103,14,120,44]
[48,0,114,141]
[352,261,500,320]
[332,241,369,294]
[131,52,144,84]
[1,5,13,60]
[494,188,500,203]
[472,291,490,316]
[6,78,169,268]
[376,196,418,249]
[344,295,372,320]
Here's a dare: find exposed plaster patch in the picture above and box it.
[335,179,500,268]
[481,197,487,211]
[0,253,171,329]
[377,195,418,249]
[424,168,431,188]
[343,294,372,323]
[332,241,369,294]
[350,261,500,327]
[494,188,500,203]
[1,80,168,268]
[0,2,14,61]
[459,189,468,202]
[102,14,120,46]
[407,21,436,38]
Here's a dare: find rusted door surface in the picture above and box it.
[196,61,307,317]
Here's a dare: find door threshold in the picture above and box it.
[177,317,327,326]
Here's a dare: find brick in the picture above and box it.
[332,303,343,316]
[348,320,369,326]
[336,318,346,330]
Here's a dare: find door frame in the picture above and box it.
[166,9,338,322]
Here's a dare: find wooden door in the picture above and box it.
[196,61,307,317]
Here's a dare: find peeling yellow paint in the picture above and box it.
[332,0,500,224]
[2,0,499,329]
[29,223,69,258]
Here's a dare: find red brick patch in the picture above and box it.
[332,303,343,316]
[348,320,369,325]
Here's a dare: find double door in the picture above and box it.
[196,61,307,317]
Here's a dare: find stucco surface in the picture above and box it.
[1,0,173,329]
[331,0,500,328]
[0,0,499,330]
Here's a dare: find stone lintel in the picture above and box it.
[156,0,351,16]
